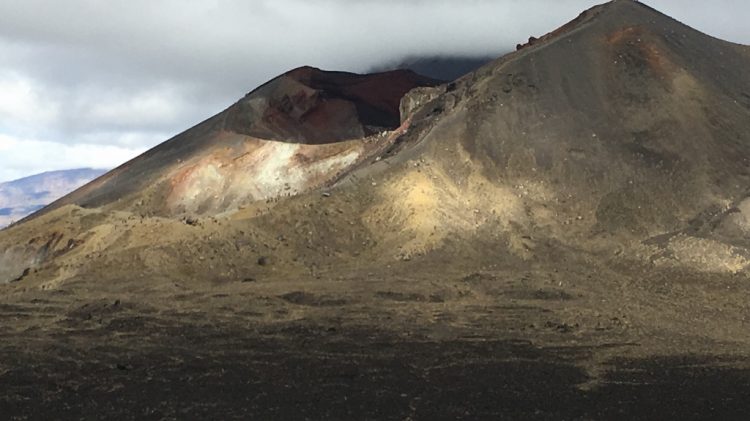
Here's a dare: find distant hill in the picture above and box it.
[0,168,106,228]
[369,55,498,81]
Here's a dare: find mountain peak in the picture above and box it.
[283,65,325,80]
[512,0,706,56]
[599,0,669,19]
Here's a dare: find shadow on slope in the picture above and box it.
[0,323,748,420]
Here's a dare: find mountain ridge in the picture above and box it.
[5,0,750,278]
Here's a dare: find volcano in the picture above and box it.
[2,1,750,418]
[26,67,440,217]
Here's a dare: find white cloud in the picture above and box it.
[0,134,145,182]
[0,73,59,129]
[59,83,202,140]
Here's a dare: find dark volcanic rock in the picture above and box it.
[357,0,750,241]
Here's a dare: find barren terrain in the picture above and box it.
[2,1,750,418]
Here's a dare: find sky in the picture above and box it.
[0,0,747,183]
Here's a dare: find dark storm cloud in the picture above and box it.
[0,0,747,181]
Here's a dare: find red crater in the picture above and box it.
[223,66,443,144]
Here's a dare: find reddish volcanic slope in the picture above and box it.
[225,66,443,144]
[28,67,441,217]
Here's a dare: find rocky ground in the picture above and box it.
[1,248,749,419]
